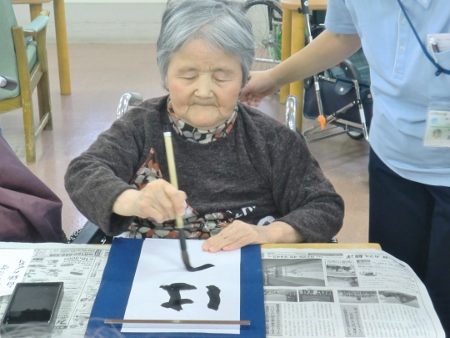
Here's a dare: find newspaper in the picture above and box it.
[0,244,445,338]
[0,242,110,337]
[0,249,34,296]
[262,248,445,338]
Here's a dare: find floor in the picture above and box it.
[0,44,370,243]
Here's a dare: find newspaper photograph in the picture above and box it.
[262,248,445,338]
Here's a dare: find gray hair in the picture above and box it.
[157,0,255,88]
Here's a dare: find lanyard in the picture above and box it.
[396,0,450,76]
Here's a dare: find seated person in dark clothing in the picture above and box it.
[0,135,65,243]
[64,0,344,252]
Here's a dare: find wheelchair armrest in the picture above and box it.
[69,221,112,244]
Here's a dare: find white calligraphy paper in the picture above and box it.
[122,239,241,334]
[0,249,34,296]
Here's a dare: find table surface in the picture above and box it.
[263,243,381,249]
[0,241,381,336]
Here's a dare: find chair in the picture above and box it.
[0,0,53,162]
[68,92,143,244]
[12,0,72,94]
[298,1,372,143]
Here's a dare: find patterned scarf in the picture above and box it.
[167,97,237,143]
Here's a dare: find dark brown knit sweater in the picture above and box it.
[64,95,344,242]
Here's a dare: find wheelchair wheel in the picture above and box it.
[346,130,364,140]
[244,0,282,71]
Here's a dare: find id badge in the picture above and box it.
[424,101,450,147]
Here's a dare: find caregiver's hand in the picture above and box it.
[239,70,282,107]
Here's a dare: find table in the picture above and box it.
[12,0,71,95]
[263,242,381,250]
[0,241,380,336]
[1,241,444,337]
[279,0,327,131]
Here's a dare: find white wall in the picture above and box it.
[13,1,169,43]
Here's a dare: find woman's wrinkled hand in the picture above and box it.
[112,179,187,223]
[202,220,270,253]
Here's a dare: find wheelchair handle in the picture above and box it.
[337,60,361,82]
[300,0,309,15]
[116,92,143,119]
[286,95,298,132]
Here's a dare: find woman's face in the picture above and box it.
[165,39,243,130]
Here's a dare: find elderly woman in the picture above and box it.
[64,0,344,252]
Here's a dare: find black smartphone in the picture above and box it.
[0,282,64,335]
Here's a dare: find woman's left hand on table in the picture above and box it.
[202,220,269,253]
[202,220,305,252]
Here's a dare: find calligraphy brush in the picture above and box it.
[163,132,214,272]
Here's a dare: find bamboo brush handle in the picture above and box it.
[163,132,184,230]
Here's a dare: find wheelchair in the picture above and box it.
[245,0,373,143]
[300,54,372,143]
[243,0,282,71]
[68,92,143,244]
[299,2,372,143]
[69,92,337,244]
[242,0,327,72]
